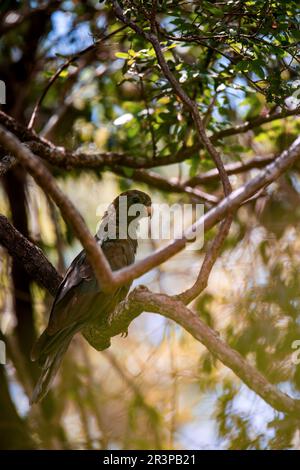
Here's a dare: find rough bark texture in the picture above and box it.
[0,214,61,296]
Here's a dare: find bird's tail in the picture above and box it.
[30,329,74,404]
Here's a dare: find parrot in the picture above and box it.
[31,189,152,403]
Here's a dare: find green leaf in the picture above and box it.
[250,60,265,79]
[236,60,250,72]
[188,156,200,177]
[115,52,129,59]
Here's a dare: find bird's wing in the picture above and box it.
[46,239,135,336]
[54,249,93,303]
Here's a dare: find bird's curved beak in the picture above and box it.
[147,204,153,217]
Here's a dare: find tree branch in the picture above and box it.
[0,110,193,174]
[0,110,297,179]
[177,215,233,304]
[186,155,275,186]
[215,107,300,140]
[112,166,218,204]
[0,214,61,296]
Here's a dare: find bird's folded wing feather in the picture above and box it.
[46,240,134,335]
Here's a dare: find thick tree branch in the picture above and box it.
[0,111,191,174]
[0,110,297,178]
[0,125,114,291]
[0,214,61,296]
[0,154,16,177]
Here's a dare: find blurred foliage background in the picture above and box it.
[1,0,300,449]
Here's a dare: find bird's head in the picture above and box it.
[112,189,152,221]
[97,190,152,242]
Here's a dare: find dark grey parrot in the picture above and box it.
[31,189,152,403]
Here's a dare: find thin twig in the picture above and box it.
[27,25,127,130]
